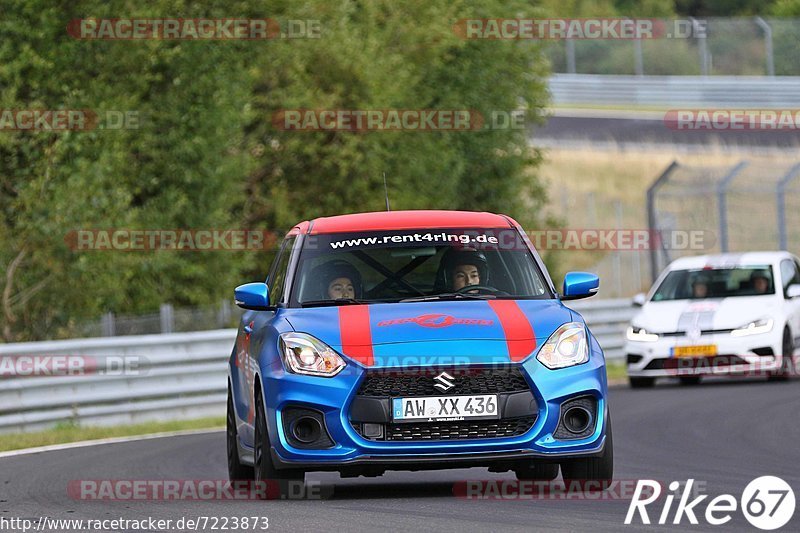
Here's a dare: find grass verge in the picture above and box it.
[606,361,627,384]
[0,416,224,453]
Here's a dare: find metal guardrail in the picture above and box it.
[549,74,800,107]
[0,299,636,433]
[568,297,637,361]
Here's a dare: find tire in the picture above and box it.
[679,376,701,386]
[514,462,559,481]
[768,328,794,382]
[561,414,613,491]
[629,377,655,388]
[254,389,305,499]
[227,386,254,481]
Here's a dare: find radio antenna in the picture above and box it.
[383,172,391,211]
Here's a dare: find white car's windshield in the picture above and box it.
[651,266,775,301]
[290,228,553,306]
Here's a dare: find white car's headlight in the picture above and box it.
[537,322,589,369]
[626,325,659,342]
[731,318,773,337]
[279,332,346,377]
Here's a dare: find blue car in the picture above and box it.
[227,210,612,493]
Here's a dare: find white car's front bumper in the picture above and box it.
[625,329,786,378]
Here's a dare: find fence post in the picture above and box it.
[565,39,576,74]
[754,17,775,77]
[101,312,116,337]
[717,161,748,253]
[777,163,800,250]
[633,38,644,76]
[691,18,710,75]
[160,304,174,334]
[647,161,679,282]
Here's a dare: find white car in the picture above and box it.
[626,251,800,387]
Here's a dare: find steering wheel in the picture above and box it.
[453,284,507,296]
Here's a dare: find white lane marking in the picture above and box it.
[0,427,223,459]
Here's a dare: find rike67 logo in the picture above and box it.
[626,477,795,530]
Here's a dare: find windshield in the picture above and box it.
[289,228,553,306]
[651,265,775,302]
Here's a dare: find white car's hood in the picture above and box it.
[634,296,780,333]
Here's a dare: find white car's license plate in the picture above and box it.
[392,394,499,422]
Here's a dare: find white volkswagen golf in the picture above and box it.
[626,251,800,387]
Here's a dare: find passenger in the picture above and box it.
[440,249,488,291]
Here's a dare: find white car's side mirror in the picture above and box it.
[632,293,646,307]
[786,284,800,299]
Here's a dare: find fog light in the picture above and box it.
[363,423,384,439]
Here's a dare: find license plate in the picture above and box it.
[672,345,717,357]
[392,394,499,422]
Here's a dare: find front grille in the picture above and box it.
[357,367,530,397]
[660,329,734,337]
[353,416,536,441]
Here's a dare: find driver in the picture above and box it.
[440,248,489,292]
[310,260,363,300]
[691,276,709,299]
[751,270,770,294]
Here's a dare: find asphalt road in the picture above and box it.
[1,378,798,532]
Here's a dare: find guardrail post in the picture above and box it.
[717,161,748,253]
[100,312,115,337]
[754,17,775,77]
[777,163,800,250]
[647,161,679,282]
[160,304,174,334]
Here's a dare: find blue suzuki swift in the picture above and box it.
[227,210,612,492]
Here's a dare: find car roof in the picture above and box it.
[295,210,515,235]
[667,251,797,270]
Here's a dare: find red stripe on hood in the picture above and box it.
[339,305,374,366]
[488,300,537,362]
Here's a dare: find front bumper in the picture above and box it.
[259,353,608,471]
[626,330,784,378]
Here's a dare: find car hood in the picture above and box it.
[634,296,781,333]
[281,299,573,367]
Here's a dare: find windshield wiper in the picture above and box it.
[400,293,495,303]
[300,298,369,307]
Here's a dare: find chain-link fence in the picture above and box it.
[546,17,800,76]
[648,160,800,281]
[77,300,241,338]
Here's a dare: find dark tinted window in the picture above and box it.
[268,236,296,305]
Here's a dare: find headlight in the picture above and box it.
[626,325,659,342]
[537,322,589,369]
[279,332,346,377]
[731,318,773,337]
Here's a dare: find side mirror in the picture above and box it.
[561,272,600,301]
[234,282,270,310]
[632,293,647,307]
[787,284,800,299]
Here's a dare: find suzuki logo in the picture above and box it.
[433,371,455,392]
